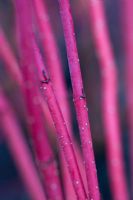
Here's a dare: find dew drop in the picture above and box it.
[81,127,84,131]
[83,104,88,111]
[75,180,79,185]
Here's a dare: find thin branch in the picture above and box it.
[87,0,129,199]
[32,0,88,196]
[0,88,46,200]
[122,0,133,197]
[58,0,100,199]
[14,1,64,199]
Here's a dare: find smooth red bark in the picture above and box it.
[58,0,100,199]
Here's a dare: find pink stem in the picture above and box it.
[32,0,87,195]
[38,65,87,199]
[0,29,22,84]
[0,27,55,137]
[14,1,63,199]
[32,0,70,130]
[87,1,129,200]
[122,0,133,196]
[32,39,78,200]
[30,28,87,198]
[58,0,100,199]
[0,89,46,200]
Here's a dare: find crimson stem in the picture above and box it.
[0,88,46,200]
[58,0,100,199]
[32,0,88,196]
[87,0,129,200]
[14,0,63,199]
[30,29,87,199]
[123,0,133,197]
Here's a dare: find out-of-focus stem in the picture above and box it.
[0,27,55,137]
[122,0,133,197]
[0,29,22,84]
[87,0,129,200]
[14,0,63,199]
[0,89,46,200]
[58,0,100,199]
[0,28,63,200]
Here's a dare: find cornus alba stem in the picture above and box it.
[58,0,100,199]
[87,0,129,200]
[32,39,77,199]
[37,64,87,199]
[32,0,71,129]
[15,1,63,199]
[32,0,87,197]
[0,29,22,84]
[0,27,63,199]
[0,27,55,139]
[123,0,133,196]
[29,27,87,198]
[0,89,46,200]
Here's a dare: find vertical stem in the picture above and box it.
[31,31,87,199]
[0,89,46,200]
[123,0,133,197]
[87,0,129,200]
[32,39,77,199]
[32,0,88,196]
[41,80,87,199]
[58,0,100,199]
[0,27,55,137]
[40,69,87,199]
[32,0,71,130]
[0,29,22,84]
[15,1,63,199]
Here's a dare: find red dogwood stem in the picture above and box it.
[36,64,87,199]
[15,1,63,199]
[0,27,55,137]
[31,31,87,198]
[58,0,100,199]
[0,29,22,84]
[87,1,129,200]
[32,0,71,130]
[0,27,63,199]
[0,89,46,200]
[122,0,133,197]
[31,39,78,199]
[32,0,88,196]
